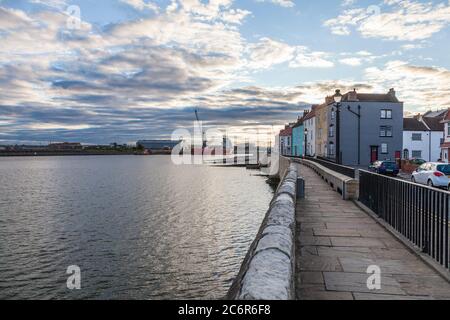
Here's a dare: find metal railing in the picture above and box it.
[359,170,449,271]
[304,156,356,179]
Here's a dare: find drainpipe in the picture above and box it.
[429,130,432,162]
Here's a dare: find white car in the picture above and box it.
[411,162,450,189]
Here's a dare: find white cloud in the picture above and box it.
[340,57,362,66]
[365,60,450,111]
[325,0,450,41]
[256,0,295,8]
[290,48,334,68]
[247,38,295,69]
[341,0,356,7]
[247,38,334,69]
[120,0,159,12]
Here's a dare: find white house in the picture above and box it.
[403,112,445,162]
[279,125,293,156]
[303,105,317,157]
[441,109,450,163]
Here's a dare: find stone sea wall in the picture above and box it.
[227,161,297,300]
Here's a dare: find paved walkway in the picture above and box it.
[295,163,450,300]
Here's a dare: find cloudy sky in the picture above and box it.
[1,0,450,144]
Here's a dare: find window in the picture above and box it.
[403,149,409,159]
[329,143,335,156]
[381,109,392,119]
[412,150,422,158]
[412,133,422,141]
[381,143,388,154]
[380,126,393,137]
[329,125,334,137]
[447,124,450,137]
[331,111,336,120]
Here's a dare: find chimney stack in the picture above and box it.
[389,88,396,97]
[348,88,358,101]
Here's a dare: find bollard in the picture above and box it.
[297,177,305,199]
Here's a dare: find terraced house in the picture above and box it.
[441,109,450,163]
[403,110,446,162]
[316,89,403,167]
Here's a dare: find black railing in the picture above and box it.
[359,170,449,271]
[303,156,355,179]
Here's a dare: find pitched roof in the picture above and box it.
[293,118,304,128]
[441,142,450,149]
[342,93,399,103]
[303,108,316,121]
[422,116,445,131]
[279,127,292,136]
[443,109,450,122]
[424,109,447,118]
[403,118,428,131]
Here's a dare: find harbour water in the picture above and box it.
[0,156,273,299]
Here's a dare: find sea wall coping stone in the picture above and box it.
[227,162,297,300]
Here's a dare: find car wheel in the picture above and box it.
[411,177,416,183]
[427,180,434,188]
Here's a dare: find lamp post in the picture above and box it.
[347,105,361,165]
[333,90,342,164]
[304,127,308,157]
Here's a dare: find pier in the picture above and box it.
[229,156,450,300]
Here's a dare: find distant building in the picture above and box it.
[316,88,403,167]
[403,111,445,162]
[315,97,334,159]
[48,142,83,150]
[279,125,293,156]
[136,140,180,151]
[440,109,450,163]
[304,105,317,157]
[292,117,304,157]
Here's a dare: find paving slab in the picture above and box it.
[294,163,450,300]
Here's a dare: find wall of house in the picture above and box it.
[337,101,403,167]
[304,117,315,156]
[403,130,430,161]
[292,125,304,157]
[315,104,328,158]
[442,123,450,163]
[280,135,291,156]
[431,132,444,161]
[403,131,444,162]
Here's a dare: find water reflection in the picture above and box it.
[0,156,273,299]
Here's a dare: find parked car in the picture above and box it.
[409,158,427,166]
[411,162,450,189]
[369,161,399,176]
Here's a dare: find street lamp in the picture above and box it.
[333,90,342,164]
[348,105,361,165]
[304,127,308,157]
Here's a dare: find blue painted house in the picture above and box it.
[292,119,304,157]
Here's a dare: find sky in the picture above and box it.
[1,0,450,144]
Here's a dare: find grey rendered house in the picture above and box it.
[326,88,403,167]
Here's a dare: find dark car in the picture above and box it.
[410,158,426,166]
[369,161,399,176]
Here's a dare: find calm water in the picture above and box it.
[0,156,273,299]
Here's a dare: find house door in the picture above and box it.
[370,146,378,163]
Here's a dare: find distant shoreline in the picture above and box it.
[0,151,172,157]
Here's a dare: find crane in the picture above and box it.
[194,109,206,149]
